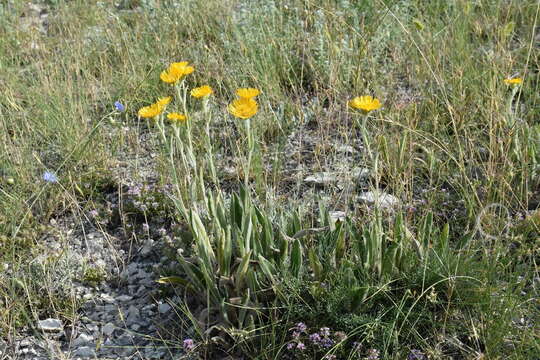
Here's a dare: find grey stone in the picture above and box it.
[336,144,355,153]
[304,172,338,185]
[127,305,140,319]
[329,211,347,222]
[116,294,133,302]
[358,191,400,209]
[72,333,94,347]
[351,167,371,182]
[100,293,116,303]
[102,323,115,336]
[37,318,63,332]
[136,269,150,280]
[127,263,139,276]
[158,303,172,314]
[72,346,95,358]
[115,334,133,346]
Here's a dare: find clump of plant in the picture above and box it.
[160,187,304,330]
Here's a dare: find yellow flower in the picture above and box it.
[156,96,172,107]
[138,103,163,118]
[160,61,195,84]
[170,62,194,77]
[504,77,523,85]
[160,70,179,84]
[167,112,187,124]
[236,88,260,99]
[191,85,214,98]
[348,95,382,112]
[228,98,258,119]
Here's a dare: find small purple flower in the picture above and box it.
[367,348,380,360]
[292,331,301,339]
[321,337,334,348]
[127,185,142,196]
[142,223,149,232]
[295,322,307,332]
[183,338,195,352]
[309,333,321,344]
[286,342,296,350]
[158,228,167,236]
[408,349,426,360]
[88,210,99,218]
[296,342,306,350]
[320,327,330,337]
[114,101,125,112]
[42,171,58,183]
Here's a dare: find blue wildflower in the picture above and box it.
[114,101,125,112]
[42,171,58,183]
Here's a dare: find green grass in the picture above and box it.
[1,0,539,358]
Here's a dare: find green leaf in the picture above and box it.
[235,250,252,292]
[350,286,369,312]
[291,238,303,277]
[308,248,323,281]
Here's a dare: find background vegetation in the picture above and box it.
[0,0,538,358]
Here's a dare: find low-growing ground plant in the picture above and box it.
[1,0,538,359]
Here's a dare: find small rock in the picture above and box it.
[116,295,133,302]
[304,172,338,185]
[358,191,400,209]
[72,346,95,358]
[127,263,139,276]
[102,323,115,336]
[158,303,172,314]
[128,305,140,318]
[86,324,99,333]
[115,334,133,346]
[336,144,355,153]
[38,318,63,332]
[72,333,94,347]
[100,293,116,304]
[329,211,347,222]
[351,167,371,182]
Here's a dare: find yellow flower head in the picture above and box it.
[167,112,187,124]
[191,85,214,98]
[160,61,195,84]
[156,96,172,107]
[160,70,179,84]
[348,95,382,113]
[138,103,163,119]
[504,77,523,86]
[236,88,260,99]
[228,98,258,119]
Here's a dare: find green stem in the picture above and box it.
[244,119,253,188]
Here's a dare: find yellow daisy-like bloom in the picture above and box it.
[160,61,195,84]
[228,98,258,119]
[160,70,179,84]
[167,112,187,124]
[348,95,382,112]
[191,85,214,98]
[170,62,194,77]
[156,96,172,107]
[504,77,523,85]
[138,103,163,119]
[236,88,260,99]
